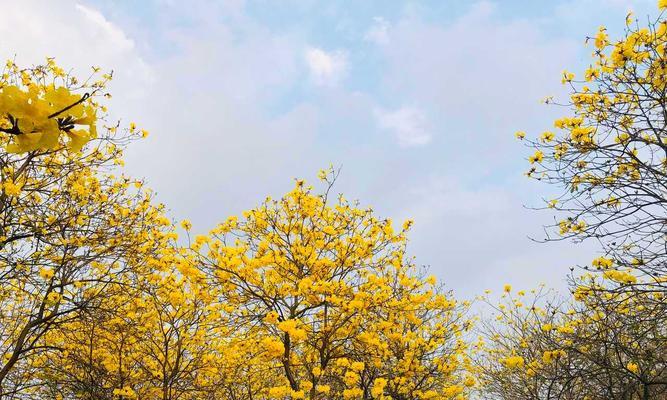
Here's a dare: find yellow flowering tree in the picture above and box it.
[350,278,474,400]
[130,256,223,400]
[519,2,667,290]
[0,59,165,397]
[198,171,473,400]
[32,241,232,400]
[207,332,279,400]
[493,4,667,398]
[476,278,667,399]
[36,295,146,400]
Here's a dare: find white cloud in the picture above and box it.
[374,106,431,147]
[74,3,135,53]
[364,16,390,45]
[304,47,348,86]
[0,0,153,111]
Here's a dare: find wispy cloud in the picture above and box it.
[75,3,135,52]
[374,106,431,147]
[304,47,348,86]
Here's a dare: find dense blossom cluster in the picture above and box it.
[0,59,107,153]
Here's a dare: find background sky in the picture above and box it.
[0,0,659,299]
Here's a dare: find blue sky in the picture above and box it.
[0,0,659,299]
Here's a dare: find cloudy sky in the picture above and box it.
[0,0,658,299]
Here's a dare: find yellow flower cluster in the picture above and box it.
[0,59,106,153]
[502,356,525,369]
